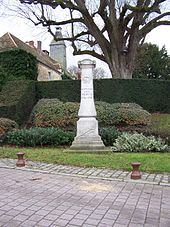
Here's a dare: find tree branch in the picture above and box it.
[140,12,170,36]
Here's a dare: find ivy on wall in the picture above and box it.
[0,48,38,90]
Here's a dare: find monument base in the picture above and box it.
[70,136,105,151]
[66,149,110,154]
[69,117,107,152]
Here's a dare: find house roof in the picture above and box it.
[0,33,61,73]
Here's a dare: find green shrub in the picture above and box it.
[111,132,168,152]
[117,126,170,145]
[95,102,150,126]
[99,127,120,146]
[0,118,18,141]
[3,125,120,147]
[29,99,79,129]
[30,99,150,129]
[4,127,75,147]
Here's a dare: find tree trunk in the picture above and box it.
[107,56,133,79]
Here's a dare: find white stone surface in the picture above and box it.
[70,59,105,151]
[78,59,96,117]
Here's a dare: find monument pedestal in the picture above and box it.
[70,117,105,151]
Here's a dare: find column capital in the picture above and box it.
[78,59,96,69]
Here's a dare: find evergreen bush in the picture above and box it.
[3,126,120,147]
[30,99,79,129]
[30,99,150,129]
[99,127,120,146]
[4,127,75,147]
[0,118,18,141]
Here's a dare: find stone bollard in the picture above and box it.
[16,152,25,167]
[131,162,141,180]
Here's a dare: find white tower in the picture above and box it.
[50,27,67,70]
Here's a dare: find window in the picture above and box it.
[48,72,52,80]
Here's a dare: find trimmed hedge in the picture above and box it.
[0,80,36,125]
[37,79,170,113]
[1,78,170,126]
[36,80,80,102]
[30,99,150,129]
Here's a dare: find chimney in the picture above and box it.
[26,41,34,48]
[37,41,42,50]
[42,50,49,55]
[55,27,62,37]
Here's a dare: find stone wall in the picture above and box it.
[37,63,62,81]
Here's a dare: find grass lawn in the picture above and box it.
[0,146,170,173]
[151,113,170,131]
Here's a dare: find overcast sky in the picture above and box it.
[0,4,170,73]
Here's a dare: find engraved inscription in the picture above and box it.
[81,88,93,99]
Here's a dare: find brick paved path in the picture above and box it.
[0,168,170,227]
[0,159,170,186]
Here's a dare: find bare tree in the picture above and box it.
[93,67,108,79]
[0,0,8,17]
[19,0,170,79]
[67,65,80,79]
[68,65,108,79]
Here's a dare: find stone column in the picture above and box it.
[70,59,105,151]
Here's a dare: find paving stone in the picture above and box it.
[0,214,13,223]
[27,205,41,212]
[69,218,85,226]
[85,218,101,225]
[5,209,21,217]
[116,216,130,225]
[79,209,93,215]
[37,219,54,227]
[35,209,50,216]
[113,224,127,227]
[128,223,144,227]
[100,218,116,225]
[12,214,29,222]
[53,218,69,226]
[1,220,22,227]
[21,220,38,227]
[82,224,97,227]
[28,214,43,222]
[0,205,13,212]
[88,213,103,220]
[59,213,74,221]
[0,162,170,227]
[74,213,89,220]
[103,212,119,220]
